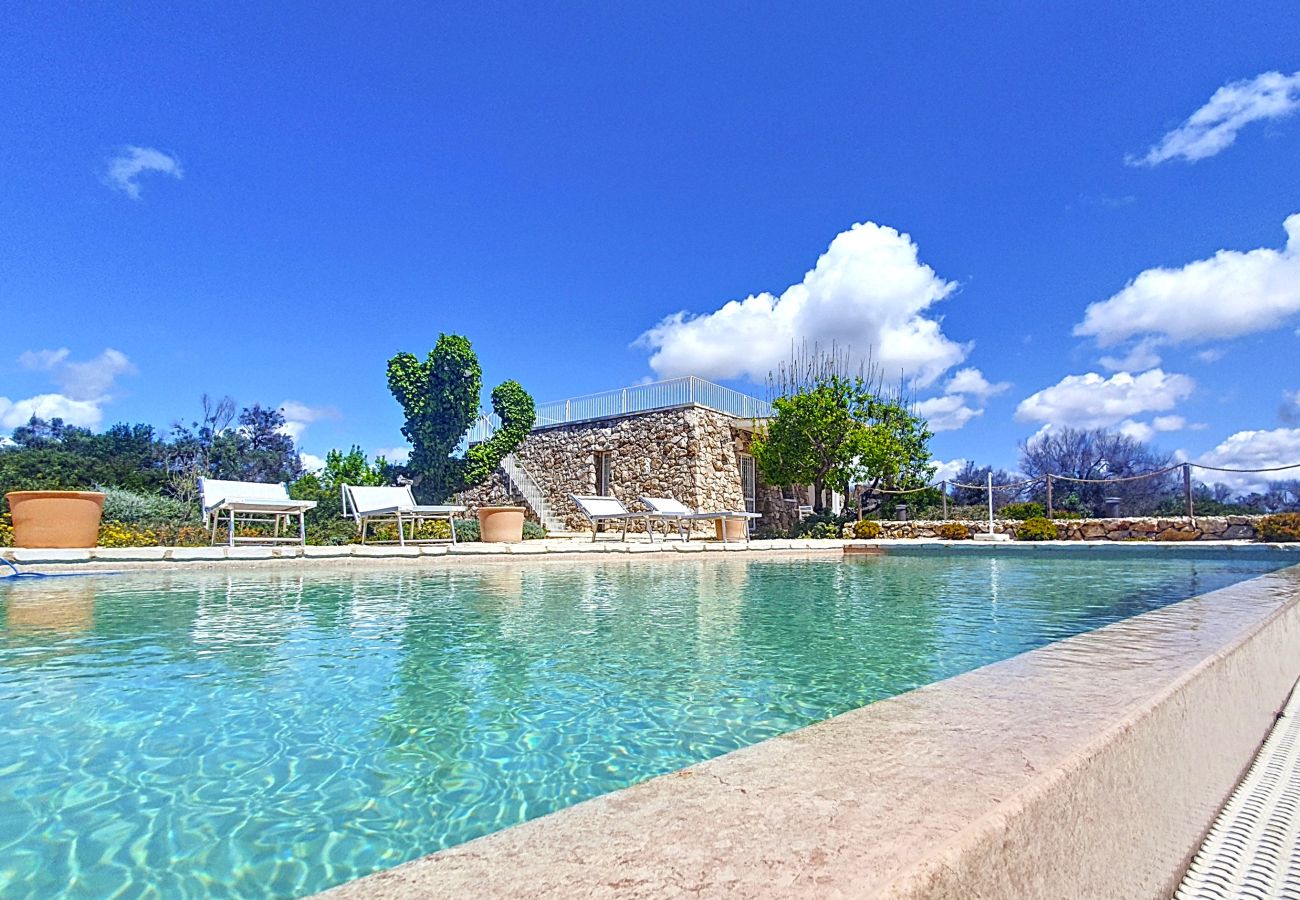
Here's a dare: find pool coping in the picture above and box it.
[307,557,1300,899]
[2,537,1297,573]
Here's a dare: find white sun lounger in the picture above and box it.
[639,496,761,544]
[341,485,467,546]
[198,477,318,546]
[570,494,644,542]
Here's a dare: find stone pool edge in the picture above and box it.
[2,537,1297,572]
[310,562,1300,899]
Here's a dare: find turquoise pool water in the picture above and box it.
[0,552,1291,897]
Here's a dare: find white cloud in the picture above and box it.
[1015,369,1195,435]
[2,347,137,432]
[1116,419,1156,442]
[637,221,967,387]
[103,146,183,199]
[944,367,1009,399]
[278,401,340,442]
[1099,338,1162,373]
[931,458,967,483]
[915,394,981,432]
[299,453,326,473]
[914,367,1009,433]
[1195,348,1226,364]
[1128,70,1300,166]
[1152,415,1187,432]
[1075,213,1300,348]
[1195,428,1300,493]
[0,394,106,431]
[372,446,410,465]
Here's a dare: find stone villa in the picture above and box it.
[458,376,823,535]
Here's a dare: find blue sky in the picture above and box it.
[3,2,1299,490]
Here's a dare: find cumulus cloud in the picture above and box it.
[1098,338,1162,373]
[3,348,137,431]
[914,367,1009,432]
[278,401,341,442]
[1127,70,1300,166]
[944,367,1009,399]
[299,453,327,473]
[915,395,980,432]
[1075,213,1300,350]
[372,446,411,465]
[1015,369,1195,438]
[103,146,183,199]
[931,458,968,483]
[1195,428,1300,493]
[0,394,106,431]
[636,221,967,387]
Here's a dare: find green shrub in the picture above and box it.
[99,486,199,527]
[1049,510,1082,520]
[1016,516,1058,541]
[1257,513,1300,542]
[454,519,480,542]
[999,502,1044,520]
[935,522,970,540]
[522,521,547,540]
[790,511,853,539]
[852,520,882,539]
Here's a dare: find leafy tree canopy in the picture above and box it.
[387,334,535,502]
[751,345,934,512]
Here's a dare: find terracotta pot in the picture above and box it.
[714,517,748,542]
[6,491,105,548]
[477,506,526,543]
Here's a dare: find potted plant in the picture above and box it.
[6,490,106,548]
[387,334,536,543]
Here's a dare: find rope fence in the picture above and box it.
[861,461,1300,520]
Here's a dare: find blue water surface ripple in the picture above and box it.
[0,552,1289,897]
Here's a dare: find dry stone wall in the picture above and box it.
[458,406,788,534]
[869,516,1265,541]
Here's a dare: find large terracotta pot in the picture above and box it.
[6,491,105,548]
[714,517,748,542]
[477,506,526,543]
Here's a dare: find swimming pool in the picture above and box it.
[0,551,1291,897]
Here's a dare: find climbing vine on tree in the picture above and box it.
[386,334,536,501]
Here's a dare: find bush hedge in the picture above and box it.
[1257,513,1300,542]
[852,520,882,539]
[1016,516,1058,541]
[935,522,970,540]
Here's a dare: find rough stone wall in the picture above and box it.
[863,516,1265,541]
[458,406,766,534]
[733,429,800,534]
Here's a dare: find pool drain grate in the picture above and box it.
[1174,680,1300,900]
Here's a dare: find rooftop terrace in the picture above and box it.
[468,375,771,442]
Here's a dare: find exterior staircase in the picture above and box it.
[500,453,566,534]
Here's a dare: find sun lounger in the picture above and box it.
[198,477,318,546]
[639,496,761,544]
[341,485,467,545]
[569,494,643,542]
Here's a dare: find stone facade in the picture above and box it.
[458,406,798,534]
[866,515,1265,541]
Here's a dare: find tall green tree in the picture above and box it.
[751,345,935,512]
[386,333,536,502]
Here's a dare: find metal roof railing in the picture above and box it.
[465,376,770,443]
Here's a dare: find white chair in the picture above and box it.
[569,495,644,542]
[341,484,467,545]
[198,478,318,546]
[640,496,761,544]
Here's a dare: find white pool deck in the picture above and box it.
[3,540,1299,898]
